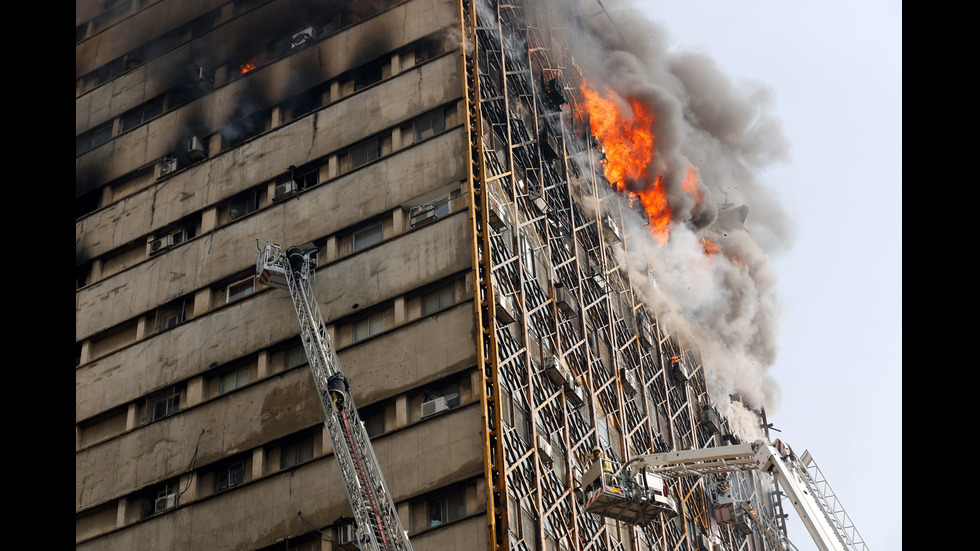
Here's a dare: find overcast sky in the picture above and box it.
[619,1,903,549]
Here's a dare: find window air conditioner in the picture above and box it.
[157,157,177,178]
[149,234,174,255]
[536,434,553,464]
[409,204,438,227]
[291,27,316,48]
[421,396,449,418]
[187,136,207,161]
[273,180,298,202]
[154,494,177,513]
[620,367,638,397]
[194,66,213,84]
[495,294,516,324]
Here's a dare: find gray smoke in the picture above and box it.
[559,0,793,431]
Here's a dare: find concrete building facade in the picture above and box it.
[76,1,781,550]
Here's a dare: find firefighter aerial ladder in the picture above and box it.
[583,438,869,551]
[257,242,412,551]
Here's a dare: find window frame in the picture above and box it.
[215,460,246,491]
[349,137,380,170]
[226,276,255,303]
[352,222,384,252]
[421,284,454,315]
[428,489,466,527]
[352,312,385,343]
[219,366,250,394]
[280,436,315,469]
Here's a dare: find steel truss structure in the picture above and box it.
[461,0,788,550]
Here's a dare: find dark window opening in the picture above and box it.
[353,61,383,91]
[216,460,245,491]
[227,190,259,220]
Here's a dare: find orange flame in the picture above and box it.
[682,164,703,206]
[240,58,257,74]
[702,238,721,256]
[580,81,672,244]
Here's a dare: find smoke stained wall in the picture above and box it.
[555,0,794,436]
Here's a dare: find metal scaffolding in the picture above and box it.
[462,0,785,550]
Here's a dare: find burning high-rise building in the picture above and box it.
[77,0,791,550]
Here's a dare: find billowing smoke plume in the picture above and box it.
[559,0,793,436]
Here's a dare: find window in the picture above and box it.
[154,299,187,331]
[148,387,180,421]
[362,407,385,437]
[414,110,446,141]
[352,312,385,343]
[349,138,380,170]
[280,436,314,469]
[227,190,259,220]
[285,344,307,369]
[120,96,165,132]
[428,490,466,527]
[352,222,383,252]
[421,284,454,315]
[216,460,245,491]
[219,366,250,394]
[353,61,383,91]
[141,482,178,518]
[226,276,255,303]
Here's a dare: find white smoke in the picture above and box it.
[558,0,792,431]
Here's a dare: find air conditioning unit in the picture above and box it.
[563,374,585,409]
[149,234,174,255]
[154,494,177,513]
[187,136,207,161]
[421,396,449,418]
[157,157,177,178]
[554,285,577,317]
[273,180,298,202]
[702,406,723,434]
[337,522,357,549]
[543,357,568,387]
[531,194,549,213]
[495,294,516,325]
[536,434,553,464]
[193,65,213,84]
[620,367,638,397]
[487,201,510,232]
[409,204,438,227]
[291,27,316,47]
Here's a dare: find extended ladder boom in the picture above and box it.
[258,242,412,551]
[632,439,868,551]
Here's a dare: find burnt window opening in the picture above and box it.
[281,92,322,124]
[224,110,268,147]
[353,60,383,91]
